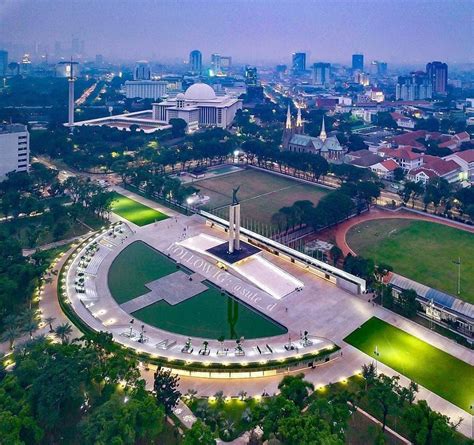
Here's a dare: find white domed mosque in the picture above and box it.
[152,82,242,132]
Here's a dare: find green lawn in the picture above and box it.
[108,241,286,340]
[108,241,177,303]
[346,219,474,303]
[190,168,328,226]
[110,192,168,226]
[344,317,474,411]
[132,287,286,340]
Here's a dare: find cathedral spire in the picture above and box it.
[296,106,302,128]
[320,115,327,142]
[285,104,292,129]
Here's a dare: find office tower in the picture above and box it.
[292,52,306,73]
[312,62,331,85]
[211,54,221,74]
[426,61,448,94]
[378,61,388,76]
[189,50,202,74]
[20,54,31,75]
[396,72,432,100]
[245,66,258,86]
[352,53,364,71]
[0,50,8,76]
[133,61,151,80]
[0,124,30,180]
[220,56,232,71]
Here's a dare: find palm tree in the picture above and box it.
[55,322,73,344]
[2,326,21,350]
[238,390,247,401]
[22,320,38,340]
[185,388,198,402]
[220,419,235,440]
[44,316,56,332]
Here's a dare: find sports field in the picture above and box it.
[191,168,328,226]
[108,241,286,339]
[110,192,168,226]
[344,317,474,411]
[346,219,474,303]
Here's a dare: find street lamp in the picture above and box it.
[452,258,461,295]
[374,345,380,374]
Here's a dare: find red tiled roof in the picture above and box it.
[455,149,474,163]
[454,131,470,141]
[381,146,423,161]
[408,167,437,178]
[380,159,400,171]
[439,140,457,149]
[422,155,460,175]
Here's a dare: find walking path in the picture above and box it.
[22,234,88,256]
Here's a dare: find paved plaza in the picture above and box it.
[58,187,473,438]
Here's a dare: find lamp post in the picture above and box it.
[374,345,380,374]
[452,258,461,295]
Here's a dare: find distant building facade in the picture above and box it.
[396,72,432,100]
[0,124,30,180]
[312,63,331,85]
[352,53,364,71]
[189,50,202,74]
[124,80,168,100]
[0,50,8,77]
[134,61,151,80]
[292,52,306,73]
[426,61,448,94]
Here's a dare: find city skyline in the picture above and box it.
[0,0,472,64]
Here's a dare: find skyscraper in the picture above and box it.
[211,53,221,74]
[245,66,258,86]
[134,61,151,80]
[426,61,448,94]
[396,72,432,100]
[0,50,8,77]
[352,54,364,71]
[312,63,331,85]
[189,50,202,74]
[292,52,306,74]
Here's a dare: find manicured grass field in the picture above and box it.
[191,168,328,226]
[110,192,168,226]
[344,317,474,411]
[108,241,286,339]
[108,241,177,303]
[133,287,286,340]
[346,218,474,303]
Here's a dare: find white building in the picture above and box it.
[124,80,168,100]
[152,83,242,131]
[0,124,30,180]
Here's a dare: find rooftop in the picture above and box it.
[0,123,28,134]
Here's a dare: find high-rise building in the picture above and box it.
[134,61,151,80]
[220,56,232,71]
[292,52,306,73]
[312,63,331,85]
[245,66,258,86]
[189,50,202,74]
[396,72,432,100]
[211,54,221,74]
[0,50,8,77]
[426,61,448,94]
[0,124,30,180]
[369,60,387,76]
[352,54,364,71]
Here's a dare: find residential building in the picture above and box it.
[352,54,364,71]
[292,52,306,73]
[0,124,30,180]
[152,83,242,131]
[346,150,384,168]
[407,155,461,184]
[444,149,474,182]
[390,112,416,129]
[370,159,400,179]
[189,50,202,75]
[426,61,448,94]
[378,146,424,171]
[312,63,331,85]
[396,72,432,100]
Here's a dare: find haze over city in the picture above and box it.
[1,0,472,64]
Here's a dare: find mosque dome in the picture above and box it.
[184,83,216,101]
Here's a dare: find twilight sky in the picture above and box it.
[0,0,472,65]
